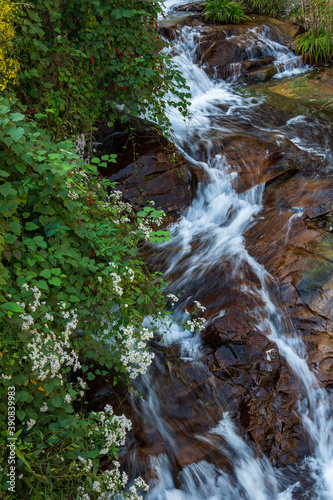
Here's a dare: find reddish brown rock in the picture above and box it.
[222,135,298,193]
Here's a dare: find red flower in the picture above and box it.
[88,194,93,205]
[128,52,131,57]
[120,51,124,56]
[135,53,139,58]
[90,56,95,65]
[115,48,119,54]
[69,171,73,177]
[157,36,161,40]
[89,250,96,258]
[115,83,118,91]
[162,12,166,18]
[122,85,127,92]
[88,281,93,285]
[107,41,111,47]
[93,287,98,295]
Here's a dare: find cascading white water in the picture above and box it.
[246,26,308,79]
[134,4,333,499]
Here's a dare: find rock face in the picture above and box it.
[96,119,194,219]
[109,150,192,217]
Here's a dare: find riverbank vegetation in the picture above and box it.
[204,0,249,23]
[0,1,192,499]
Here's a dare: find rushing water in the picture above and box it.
[127,2,333,499]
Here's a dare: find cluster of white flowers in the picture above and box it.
[110,272,123,296]
[20,286,81,384]
[185,302,206,332]
[76,376,87,397]
[64,394,72,404]
[68,190,79,200]
[89,404,132,456]
[119,326,155,379]
[102,190,133,215]
[138,221,152,240]
[127,268,135,282]
[194,300,206,312]
[75,404,148,499]
[167,293,179,307]
[77,460,149,500]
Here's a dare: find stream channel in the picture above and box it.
[105,2,333,498]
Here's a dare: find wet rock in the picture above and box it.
[245,64,278,83]
[158,14,203,40]
[255,68,333,118]
[109,150,192,216]
[221,134,298,193]
[174,1,205,12]
[97,120,196,217]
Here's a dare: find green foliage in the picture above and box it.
[13,0,191,138]
[204,0,249,24]
[294,0,333,64]
[247,0,287,17]
[0,93,170,498]
[296,28,333,63]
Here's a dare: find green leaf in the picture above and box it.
[16,410,26,421]
[8,127,25,141]
[49,277,62,286]
[1,302,25,313]
[16,391,30,402]
[25,222,39,231]
[40,269,52,279]
[9,113,25,122]
[36,280,48,290]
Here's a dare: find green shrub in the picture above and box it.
[12,0,191,139]
[296,28,333,63]
[0,92,171,499]
[247,0,287,17]
[204,0,249,24]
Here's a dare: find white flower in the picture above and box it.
[64,394,72,404]
[40,402,48,412]
[27,419,36,430]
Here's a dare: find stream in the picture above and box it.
[119,2,333,499]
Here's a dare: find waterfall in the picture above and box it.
[127,5,333,499]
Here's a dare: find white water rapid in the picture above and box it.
[129,3,333,499]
